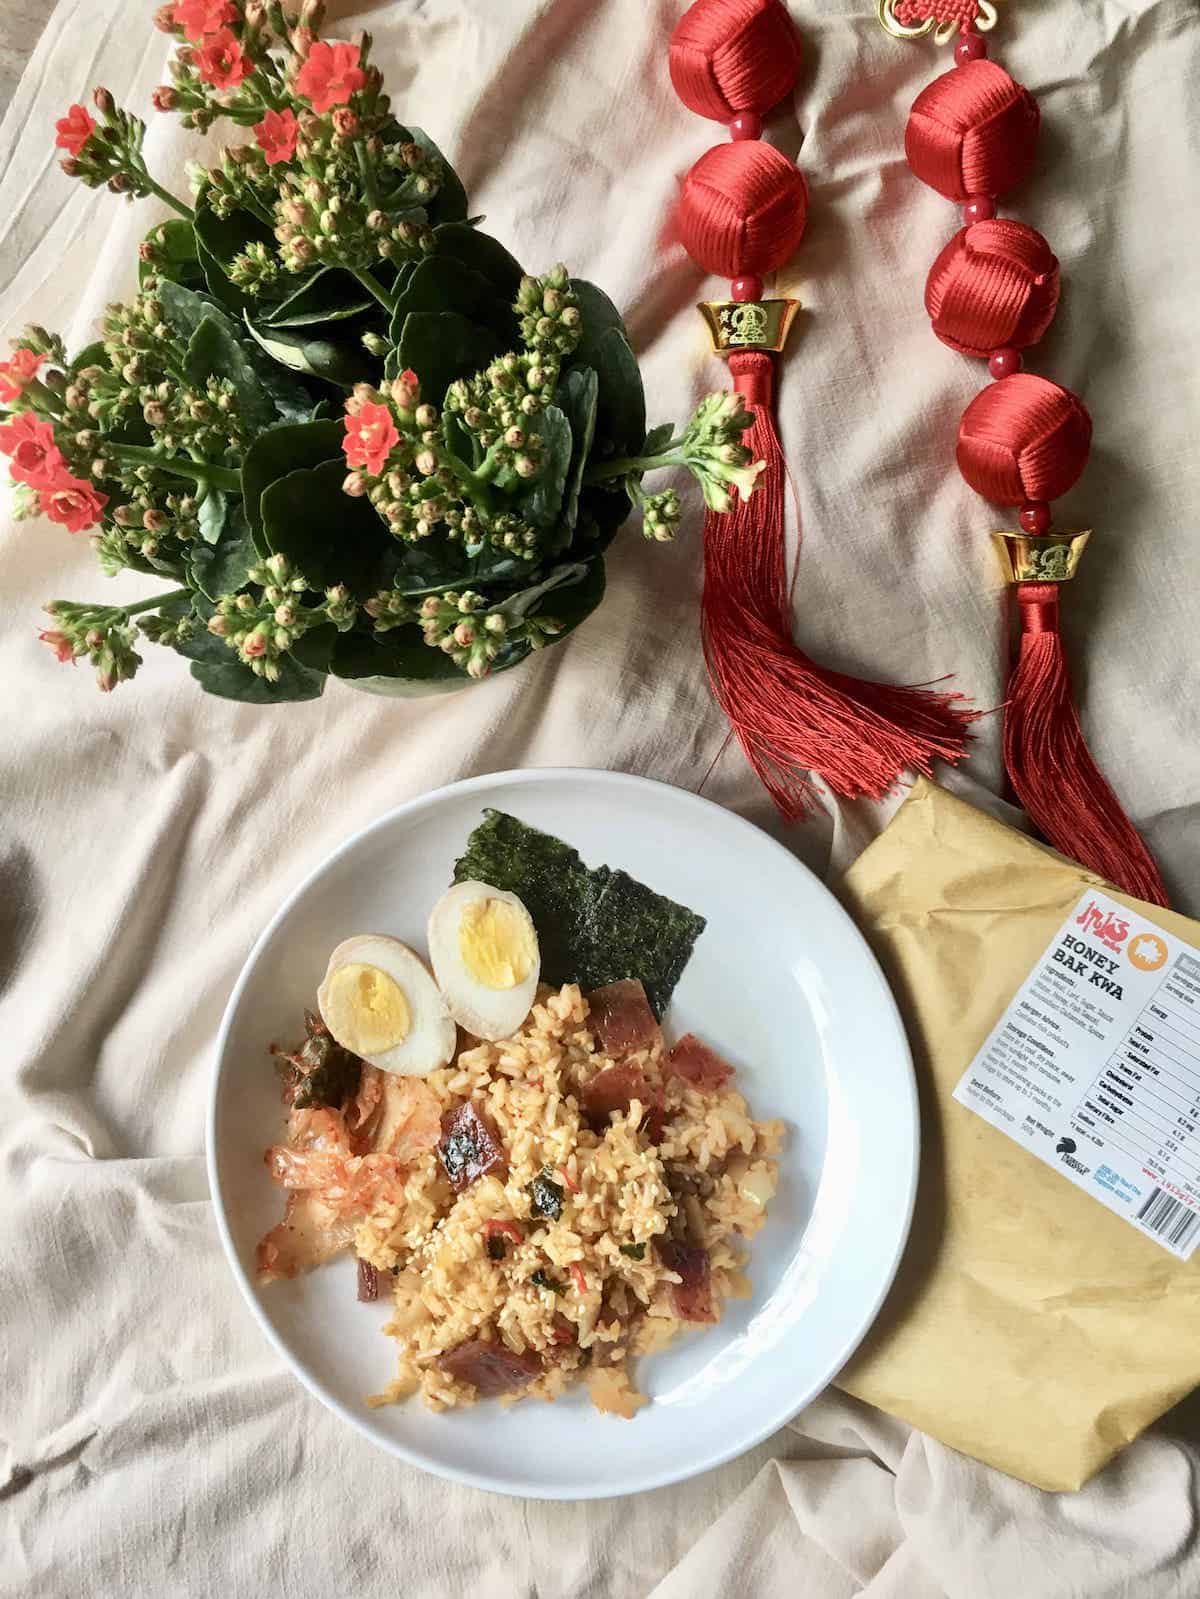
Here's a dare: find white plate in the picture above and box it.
[208,768,917,1499]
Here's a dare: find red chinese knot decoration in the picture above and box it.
[669,0,976,820]
[894,4,1167,904]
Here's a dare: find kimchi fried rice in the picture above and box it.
[256,980,784,1418]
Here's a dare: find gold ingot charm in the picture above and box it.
[993,529,1092,585]
[877,1,998,44]
[698,299,800,356]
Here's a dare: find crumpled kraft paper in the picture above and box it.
[835,778,1200,1492]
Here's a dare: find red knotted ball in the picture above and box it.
[957,373,1092,505]
[678,140,808,277]
[926,220,1061,357]
[906,60,1040,202]
[670,0,803,123]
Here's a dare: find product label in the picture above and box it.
[954,889,1200,1260]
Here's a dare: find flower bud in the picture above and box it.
[415,404,437,428]
[466,654,490,680]
[342,471,367,498]
[331,108,359,138]
[153,3,177,30]
[93,86,115,116]
[108,173,132,194]
[151,85,178,112]
[142,508,168,533]
[242,630,268,659]
[414,449,436,477]
[274,604,296,627]
[453,622,475,647]
[207,614,230,637]
[514,455,537,479]
[484,613,507,636]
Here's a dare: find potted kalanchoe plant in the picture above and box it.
[7,0,763,702]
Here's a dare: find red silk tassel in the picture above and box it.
[1005,584,1168,905]
[701,351,978,819]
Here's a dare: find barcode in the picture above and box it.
[1136,1186,1200,1252]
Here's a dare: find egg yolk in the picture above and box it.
[457,899,536,990]
[322,962,411,1055]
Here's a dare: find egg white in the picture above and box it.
[427,881,541,1041]
[317,934,456,1077]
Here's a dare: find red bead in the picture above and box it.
[989,346,1023,379]
[962,195,996,225]
[731,274,764,302]
[1019,501,1053,534]
[955,30,989,66]
[729,112,763,142]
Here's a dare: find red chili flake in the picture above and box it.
[570,1262,587,1295]
[557,1166,580,1194]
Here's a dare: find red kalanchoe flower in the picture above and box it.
[171,0,237,40]
[343,402,399,477]
[55,103,96,157]
[194,28,252,90]
[39,475,109,534]
[0,348,49,404]
[295,41,366,115]
[0,412,66,487]
[39,629,77,665]
[253,108,299,167]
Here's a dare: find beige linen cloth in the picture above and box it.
[2,2,1197,1595]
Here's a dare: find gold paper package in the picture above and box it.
[837,778,1200,1492]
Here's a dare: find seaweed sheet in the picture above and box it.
[452,809,705,1017]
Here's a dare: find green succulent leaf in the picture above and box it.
[71,340,108,374]
[160,280,311,423]
[192,207,283,316]
[260,458,392,598]
[590,326,645,457]
[197,485,228,546]
[330,625,464,684]
[404,127,470,226]
[186,317,279,432]
[569,485,632,556]
[140,219,203,289]
[396,310,504,406]
[642,421,676,456]
[243,313,377,391]
[430,222,524,302]
[565,279,626,368]
[190,654,326,703]
[188,503,257,600]
[517,404,573,535]
[240,418,345,554]
[263,268,377,328]
[388,256,516,350]
[553,366,598,544]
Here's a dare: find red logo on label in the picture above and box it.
[1075,900,1131,953]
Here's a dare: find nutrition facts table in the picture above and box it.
[957,891,1200,1259]
[1075,954,1200,1197]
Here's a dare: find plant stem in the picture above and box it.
[584,448,686,484]
[137,168,194,221]
[107,443,241,492]
[349,268,396,315]
[121,587,189,618]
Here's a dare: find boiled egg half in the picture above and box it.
[427,881,541,1040]
[317,934,455,1076]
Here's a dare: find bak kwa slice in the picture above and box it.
[437,1101,507,1191]
[587,979,662,1057]
[438,1337,543,1397]
[667,1034,734,1093]
[582,1064,652,1130]
[657,1241,716,1323]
